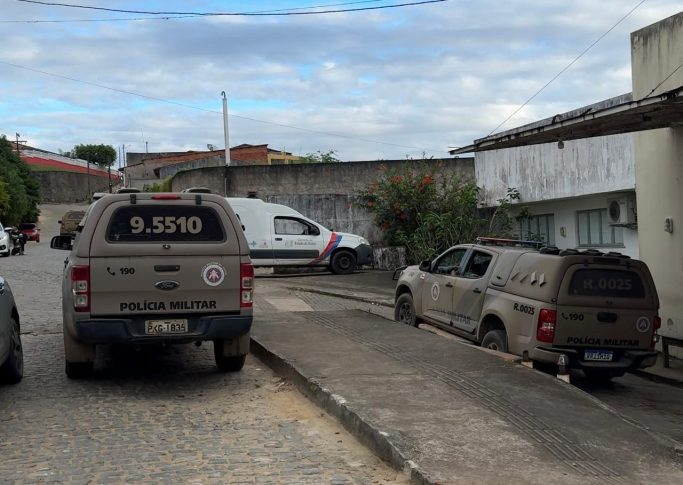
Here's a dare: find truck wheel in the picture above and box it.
[0,319,23,384]
[65,361,94,379]
[330,250,356,275]
[215,354,247,372]
[583,369,624,383]
[394,293,418,327]
[482,329,508,353]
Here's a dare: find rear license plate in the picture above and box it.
[584,349,613,361]
[145,319,188,335]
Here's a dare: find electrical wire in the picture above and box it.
[642,59,683,99]
[16,0,447,17]
[0,59,446,152]
[487,0,646,136]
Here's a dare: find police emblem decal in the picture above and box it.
[431,282,440,301]
[636,317,650,333]
[202,263,225,287]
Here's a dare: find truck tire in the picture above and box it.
[0,318,23,384]
[65,361,94,379]
[215,354,247,372]
[481,329,508,353]
[330,250,356,275]
[583,369,624,382]
[394,293,418,327]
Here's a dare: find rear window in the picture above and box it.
[19,223,36,230]
[106,205,225,242]
[569,269,645,298]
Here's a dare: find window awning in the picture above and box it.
[450,85,683,154]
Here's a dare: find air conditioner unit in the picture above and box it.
[607,196,636,225]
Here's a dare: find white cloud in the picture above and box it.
[0,0,681,160]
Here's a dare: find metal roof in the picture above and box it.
[450,85,683,154]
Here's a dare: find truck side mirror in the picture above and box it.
[50,235,73,251]
[419,260,432,272]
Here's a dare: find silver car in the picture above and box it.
[0,275,23,384]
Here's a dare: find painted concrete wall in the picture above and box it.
[631,12,683,341]
[476,134,635,207]
[511,192,639,258]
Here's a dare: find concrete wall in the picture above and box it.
[157,155,225,180]
[476,133,635,207]
[631,12,683,341]
[170,158,474,244]
[33,172,119,203]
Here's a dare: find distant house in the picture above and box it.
[123,144,300,189]
[17,144,120,180]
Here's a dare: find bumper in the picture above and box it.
[72,314,252,344]
[531,346,658,371]
[356,244,373,266]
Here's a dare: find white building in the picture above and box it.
[453,11,683,348]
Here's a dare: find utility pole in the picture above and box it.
[86,155,91,201]
[145,141,148,153]
[222,91,231,167]
[14,133,26,156]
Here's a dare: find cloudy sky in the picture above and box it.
[1,0,681,165]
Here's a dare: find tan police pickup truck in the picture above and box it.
[51,192,254,378]
[394,238,660,381]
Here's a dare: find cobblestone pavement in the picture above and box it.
[0,205,408,484]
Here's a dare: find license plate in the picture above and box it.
[584,349,613,361]
[145,319,188,335]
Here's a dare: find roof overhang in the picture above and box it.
[450,85,683,154]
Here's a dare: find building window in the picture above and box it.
[577,209,623,247]
[518,214,555,245]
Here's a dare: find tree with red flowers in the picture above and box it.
[359,162,486,263]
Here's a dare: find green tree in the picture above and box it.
[359,162,487,263]
[298,149,341,164]
[72,144,117,168]
[0,136,41,224]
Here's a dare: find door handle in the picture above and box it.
[445,283,453,288]
[275,237,283,241]
[473,288,482,294]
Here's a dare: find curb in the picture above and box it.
[287,286,394,308]
[249,336,435,485]
[629,368,683,388]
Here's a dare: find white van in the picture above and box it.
[226,198,372,274]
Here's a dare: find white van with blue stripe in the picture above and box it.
[226,198,372,274]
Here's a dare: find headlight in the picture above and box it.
[360,237,369,245]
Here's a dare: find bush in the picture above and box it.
[359,162,487,263]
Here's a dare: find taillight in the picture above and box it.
[536,308,556,343]
[151,194,181,200]
[240,263,254,308]
[651,315,661,348]
[71,265,91,312]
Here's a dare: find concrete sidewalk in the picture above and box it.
[251,309,683,484]
[259,269,683,387]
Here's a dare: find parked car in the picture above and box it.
[18,222,40,243]
[59,210,86,237]
[394,237,660,381]
[0,275,23,384]
[0,223,10,257]
[50,192,254,378]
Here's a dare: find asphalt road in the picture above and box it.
[0,204,408,484]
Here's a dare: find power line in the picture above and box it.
[3,0,388,22]
[642,58,683,99]
[487,0,646,136]
[16,0,447,17]
[0,59,446,153]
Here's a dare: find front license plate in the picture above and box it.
[145,319,188,335]
[584,349,613,361]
